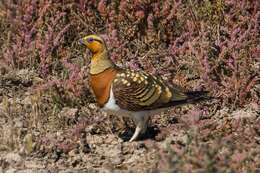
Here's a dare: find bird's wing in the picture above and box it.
[112,69,189,111]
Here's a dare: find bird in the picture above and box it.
[79,34,209,142]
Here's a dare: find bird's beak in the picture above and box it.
[78,38,84,45]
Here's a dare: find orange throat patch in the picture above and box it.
[89,68,118,107]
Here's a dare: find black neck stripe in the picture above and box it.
[93,38,103,44]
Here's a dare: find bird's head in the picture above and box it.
[79,35,106,54]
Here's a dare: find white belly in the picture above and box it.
[102,88,120,111]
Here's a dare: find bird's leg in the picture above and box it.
[140,115,149,134]
[129,122,143,142]
[129,115,144,142]
[129,114,149,142]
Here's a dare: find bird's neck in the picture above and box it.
[90,50,115,75]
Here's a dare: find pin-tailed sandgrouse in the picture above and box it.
[79,34,208,142]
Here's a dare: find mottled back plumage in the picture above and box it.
[112,69,190,111]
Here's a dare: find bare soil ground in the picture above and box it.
[0,69,259,173]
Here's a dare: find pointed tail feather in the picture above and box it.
[185,91,211,103]
[157,91,212,109]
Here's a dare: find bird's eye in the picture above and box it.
[87,38,94,43]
